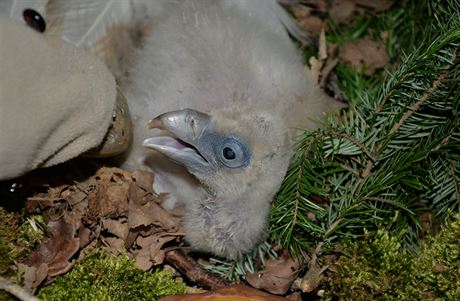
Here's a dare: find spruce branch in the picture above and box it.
[270,1,460,259]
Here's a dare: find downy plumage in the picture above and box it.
[1,0,340,259]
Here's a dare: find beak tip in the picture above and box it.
[147,117,163,129]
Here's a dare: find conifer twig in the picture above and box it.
[270,0,460,257]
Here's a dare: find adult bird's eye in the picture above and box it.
[218,137,250,168]
[23,9,46,33]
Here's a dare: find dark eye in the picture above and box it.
[218,137,250,168]
[23,9,46,33]
[222,147,236,160]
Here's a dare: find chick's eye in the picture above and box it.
[218,137,250,168]
[222,147,236,160]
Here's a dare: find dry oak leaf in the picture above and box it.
[103,237,125,253]
[339,37,388,76]
[291,5,324,36]
[87,167,131,217]
[102,218,129,240]
[246,254,300,295]
[128,182,180,231]
[298,15,323,36]
[330,0,356,24]
[77,226,92,249]
[134,234,176,270]
[24,219,80,286]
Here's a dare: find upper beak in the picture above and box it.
[142,109,214,173]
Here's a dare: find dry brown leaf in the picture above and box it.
[62,187,86,206]
[136,235,156,248]
[128,182,180,231]
[339,38,388,75]
[19,166,187,288]
[320,57,338,89]
[135,247,154,271]
[246,254,300,295]
[102,218,129,240]
[291,4,311,20]
[25,220,79,278]
[134,234,177,270]
[148,236,175,264]
[132,169,155,192]
[159,284,289,301]
[293,264,328,293]
[62,195,87,228]
[18,263,48,293]
[330,0,356,24]
[105,184,130,209]
[318,42,339,90]
[291,3,324,36]
[352,0,396,12]
[87,167,131,217]
[298,15,323,36]
[309,31,338,88]
[77,226,92,248]
[291,0,334,36]
[104,237,125,253]
[151,250,166,266]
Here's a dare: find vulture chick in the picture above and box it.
[120,1,339,258]
[2,0,341,259]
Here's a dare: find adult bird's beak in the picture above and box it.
[143,109,215,174]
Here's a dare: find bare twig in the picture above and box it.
[389,74,447,135]
[293,219,341,293]
[165,249,231,290]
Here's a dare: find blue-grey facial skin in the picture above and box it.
[195,132,251,171]
[143,109,251,176]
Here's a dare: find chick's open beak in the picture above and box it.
[143,109,214,173]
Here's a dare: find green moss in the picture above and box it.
[323,214,460,300]
[0,207,20,277]
[401,214,460,300]
[0,207,44,277]
[16,215,45,258]
[0,208,18,301]
[38,250,186,301]
[0,207,44,301]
